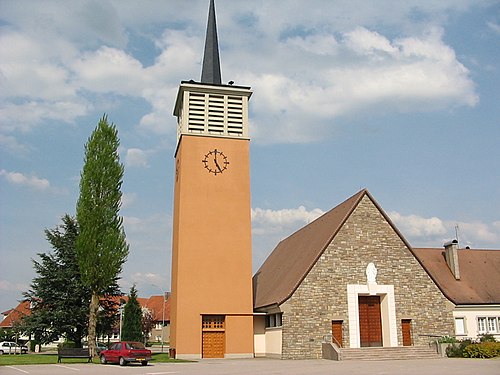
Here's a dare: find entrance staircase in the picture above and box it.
[339,346,439,361]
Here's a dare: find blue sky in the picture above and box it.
[1,0,499,312]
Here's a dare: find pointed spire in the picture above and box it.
[201,0,222,84]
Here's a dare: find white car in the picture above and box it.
[0,341,28,354]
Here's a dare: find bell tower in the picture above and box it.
[169,0,254,359]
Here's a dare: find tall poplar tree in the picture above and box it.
[76,115,129,356]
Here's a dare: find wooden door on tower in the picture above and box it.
[202,315,225,358]
[358,296,382,347]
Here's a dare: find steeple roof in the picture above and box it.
[201,0,222,84]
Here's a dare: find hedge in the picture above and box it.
[462,342,500,359]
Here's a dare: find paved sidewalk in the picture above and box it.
[1,358,499,375]
[186,358,498,375]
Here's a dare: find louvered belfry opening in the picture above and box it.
[174,82,252,144]
[186,92,244,136]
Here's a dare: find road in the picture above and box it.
[1,358,499,375]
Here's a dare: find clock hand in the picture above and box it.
[214,158,223,172]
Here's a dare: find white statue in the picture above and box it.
[366,262,377,284]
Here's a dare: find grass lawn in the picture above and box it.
[0,352,185,366]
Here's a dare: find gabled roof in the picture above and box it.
[0,295,171,328]
[253,189,411,309]
[0,300,30,328]
[142,295,171,322]
[116,295,171,322]
[412,248,500,305]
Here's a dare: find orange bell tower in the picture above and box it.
[169,0,254,359]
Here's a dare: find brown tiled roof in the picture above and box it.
[142,295,171,322]
[0,300,30,328]
[1,295,171,328]
[412,248,500,305]
[253,189,410,309]
[110,295,171,322]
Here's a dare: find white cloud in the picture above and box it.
[125,148,149,168]
[0,2,480,144]
[123,213,171,236]
[0,169,50,190]
[388,211,447,238]
[252,206,324,226]
[247,25,478,144]
[287,33,339,56]
[344,27,399,56]
[388,210,500,248]
[457,221,499,247]
[0,134,30,156]
[72,46,145,95]
[121,192,137,209]
[252,206,324,235]
[487,21,500,34]
[0,279,28,292]
[0,31,77,101]
[122,272,167,296]
[0,100,89,132]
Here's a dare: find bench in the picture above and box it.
[57,347,92,363]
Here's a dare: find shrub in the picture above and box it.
[439,335,457,343]
[463,342,500,358]
[446,339,473,358]
[479,334,497,343]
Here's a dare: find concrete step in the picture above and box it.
[340,346,439,361]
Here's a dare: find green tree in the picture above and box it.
[22,215,89,347]
[141,309,156,345]
[96,297,121,343]
[76,115,129,356]
[121,285,143,342]
[0,328,16,342]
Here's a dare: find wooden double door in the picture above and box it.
[358,296,382,347]
[202,316,225,358]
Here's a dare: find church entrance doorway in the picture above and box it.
[358,296,382,347]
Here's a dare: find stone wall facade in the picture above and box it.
[280,195,455,359]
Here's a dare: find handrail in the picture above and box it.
[418,334,442,338]
[332,336,342,348]
[323,334,342,348]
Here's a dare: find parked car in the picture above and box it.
[99,341,152,366]
[0,341,28,354]
[96,342,108,354]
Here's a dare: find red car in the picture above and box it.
[99,341,152,366]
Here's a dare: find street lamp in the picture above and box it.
[119,305,124,341]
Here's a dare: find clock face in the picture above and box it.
[202,149,229,175]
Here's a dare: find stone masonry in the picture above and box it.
[280,195,455,359]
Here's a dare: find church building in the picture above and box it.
[252,189,500,359]
[169,0,500,361]
[253,189,454,359]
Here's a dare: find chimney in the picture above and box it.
[444,239,460,280]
